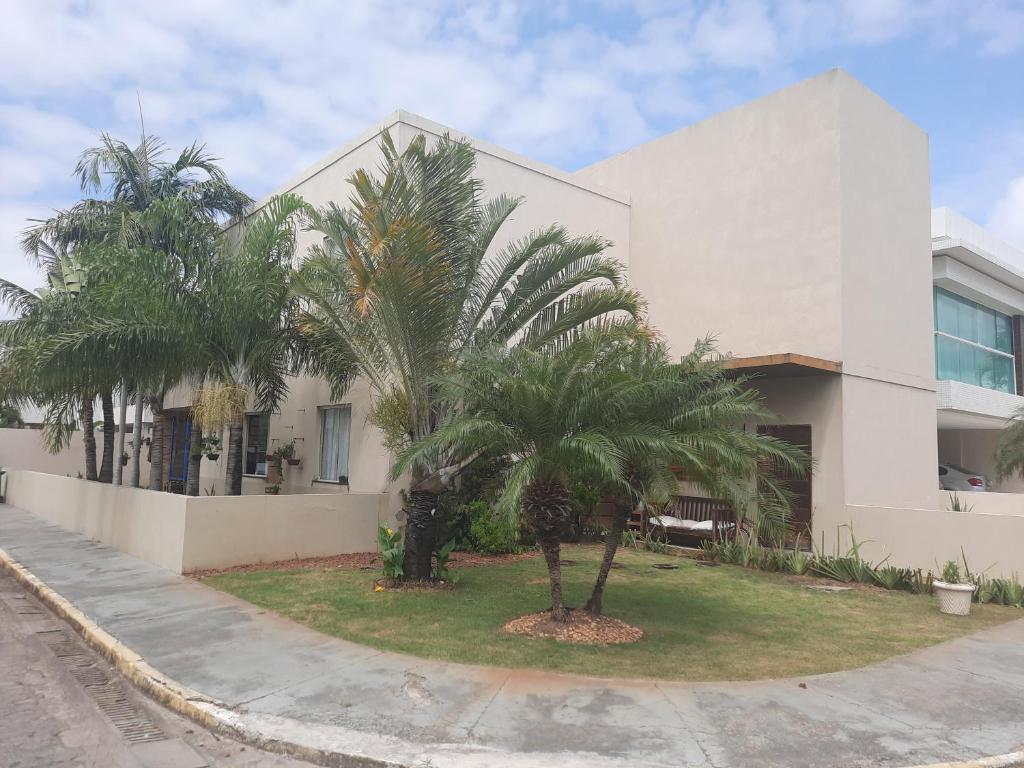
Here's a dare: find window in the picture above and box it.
[319,406,351,483]
[244,412,270,475]
[933,287,1015,394]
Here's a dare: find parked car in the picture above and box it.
[938,463,989,492]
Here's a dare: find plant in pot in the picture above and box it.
[279,438,300,466]
[264,483,281,495]
[203,435,221,461]
[934,560,975,615]
[120,451,129,467]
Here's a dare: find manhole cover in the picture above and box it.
[652,563,679,570]
[560,560,577,566]
[804,585,852,593]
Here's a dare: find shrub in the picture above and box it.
[434,539,456,581]
[378,525,404,580]
[467,502,519,554]
[873,565,912,590]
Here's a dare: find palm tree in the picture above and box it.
[192,194,311,495]
[295,132,642,579]
[397,327,808,620]
[21,131,252,485]
[995,405,1024,482]
[394,326,653,619]
[0,403,23,427]
[579,337,809,616]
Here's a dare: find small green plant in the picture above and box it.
[948,492,974,513]
[621,529,640,550]
[644,530,671,555]
[872,565,912,590]
[204,484,217,496]
[467,502,519,554]
[378,525,404,580]
[785,534,811,575]
[939,560,963,584]
[276,438,297,460]
[434,539,456,581]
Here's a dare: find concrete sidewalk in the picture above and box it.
[2,502,1023,768]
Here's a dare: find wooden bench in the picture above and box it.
[642,495,738,546]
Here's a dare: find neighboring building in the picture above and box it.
[136,68,1024,572]
[932,207,1024,492]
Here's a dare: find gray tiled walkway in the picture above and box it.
[2,503,1023,768]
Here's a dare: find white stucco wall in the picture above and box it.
[0,428,85,477]
[4,469,396,574]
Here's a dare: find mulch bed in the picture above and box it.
[503,609,644,645]
[188,549,539,579]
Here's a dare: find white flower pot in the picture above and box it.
[933,580,975,616]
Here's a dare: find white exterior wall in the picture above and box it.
[168,111,630,497]
[576,69,938,532]
[4,469,397,574]
[575,71,843,363]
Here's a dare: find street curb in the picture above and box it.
[898,755,1024,768]
[0,546,399,768]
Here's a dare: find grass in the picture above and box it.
[203,544,1019,681]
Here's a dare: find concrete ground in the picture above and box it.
[1,503,1023,768]
[0,567,316,768]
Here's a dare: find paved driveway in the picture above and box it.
[2,503,1023,768]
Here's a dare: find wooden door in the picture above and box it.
[757,425,812,537]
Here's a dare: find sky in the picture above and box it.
[2,0,1023,299]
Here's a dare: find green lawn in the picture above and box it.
[203,544,1019,681]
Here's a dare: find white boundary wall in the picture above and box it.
[2,470,398,574]
[835,496,1024,578]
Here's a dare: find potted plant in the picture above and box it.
[120,451,129,467]
[203,435,221,461]
[279,438,300,466]
[933,560,975,615]
[264,483,281,495]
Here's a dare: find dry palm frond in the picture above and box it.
[192,383,249,430]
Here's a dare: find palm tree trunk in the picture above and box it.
[147,393,164,491]
[81,395,97,481]
[524,479,574,622]
[402,488,439,580]
[539,538,569,621]
[129,386,143,487]
[113,385,128,485]
[584,501,629,616]
[225,417,244,496]
[98,390,115,483]
[186,420,202,496]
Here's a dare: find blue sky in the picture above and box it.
[2,0,1023,297]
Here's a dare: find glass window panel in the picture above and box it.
[978,306,997,349]
[978,348,996,390]
[936,334,959,381]
[956,295,977,343]
[934,288,959,336]
[995,314,1013,354]
[244,413,270,475]
[995,354,1016,394]
[319,406,351,483]
[958,342,979,386]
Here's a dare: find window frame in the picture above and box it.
[317,404,352,485]
[933,287,1016,394]
[242,411,271,478]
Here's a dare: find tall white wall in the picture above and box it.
[577,69,939,530]
[575,70,844,363]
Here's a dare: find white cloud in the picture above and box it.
[1,0,1022,297]
[989,176,1024,253]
